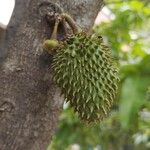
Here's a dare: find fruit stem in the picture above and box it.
[62,13,79,34]
[51,18,60,39]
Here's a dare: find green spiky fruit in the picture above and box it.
[52,32,119,122]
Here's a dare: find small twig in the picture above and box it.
[51,17,60,39]
[62,13,79,34]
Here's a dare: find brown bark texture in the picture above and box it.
[0,0,104,150]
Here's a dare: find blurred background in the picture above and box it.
[0,0,149,150]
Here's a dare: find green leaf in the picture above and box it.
[119,76,150,129]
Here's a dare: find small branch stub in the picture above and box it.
[43,10,80,54]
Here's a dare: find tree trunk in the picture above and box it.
[0,0,104,149]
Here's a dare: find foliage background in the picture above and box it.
[48,0,150,150]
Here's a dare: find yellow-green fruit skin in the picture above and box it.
[43,39,59,54]
[52,32,119,122]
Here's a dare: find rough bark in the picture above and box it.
[0,26,5,42]
[0,26,6,61]
[0,0,104,149]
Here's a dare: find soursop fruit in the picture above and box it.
[52,32,119,122]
